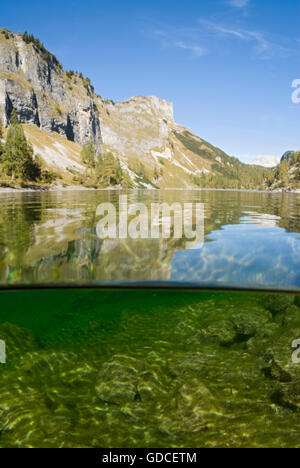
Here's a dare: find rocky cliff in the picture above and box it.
[0,30,101,147]
[0,29,270,189]
[97,94,237,188]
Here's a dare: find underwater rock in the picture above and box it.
[232,313,261,343]
[158,379,215,435]
[199,316,259,348]
[294,296,300,308]
[96,355,167,405]
[263,361,292,383]
[168,353,209,379]
[198,321,237,347]
[281,305,300,328]
[270,380,300,412]
[263,295,295,317]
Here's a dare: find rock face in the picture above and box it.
[0,29,265,189]
[96,94,227,188]
[0,30,101,147]
[281,151,296,163]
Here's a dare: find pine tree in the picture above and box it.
[102,152,116,185]
[95,152,125,186]
[81,139,96,170]
[0,119,3,155]
[1,112,40,181]
[278,160,289,187]
[10,109,19,126]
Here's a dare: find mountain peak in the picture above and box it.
[251,155,280,168]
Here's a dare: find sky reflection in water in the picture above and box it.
[0,190,299,291]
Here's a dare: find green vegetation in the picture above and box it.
[0,119,3,155]
[0,110,57,186]
[0,28,13,40]
[82,77,94,94]
[66,70,75,79]
[97,152,124,186]
[278,160,289,186]
[190,163,270,190]
[80,139,96,170]
[65,70,94,94]
[0,289,299,448]
[270,152,300,189]
[174,130,272,189]
[289,152,300,164]
[78,145,132,187]
[128,161,158,188]
[54,101,63,116]
[136,162,148,179]
[174,130,219,162]
[1,110,41,181]
[22,31,62,68]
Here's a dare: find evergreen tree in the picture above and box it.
[81,139,96,170]
[10,109,19,126]
[95,152,129,187]
[0,119,3,155]
[102,152,117,185]
[278,160,289,186]
[1,112,40,181]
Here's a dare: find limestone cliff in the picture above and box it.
[0,30,101,147]
[97,95,227,188]
[0,29,264,189]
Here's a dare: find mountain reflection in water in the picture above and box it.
[0,189,299,290]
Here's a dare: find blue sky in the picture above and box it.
[2,0,300,162]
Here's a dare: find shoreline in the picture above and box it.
[0,185,299,194]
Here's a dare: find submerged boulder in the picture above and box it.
[263,360,292,383]
[96,355,167,405]
[158,378,216,436]
[271,379,300,412]
[263,294,295,317]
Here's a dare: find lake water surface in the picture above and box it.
[0,189,299,290]
[0,190,300,448]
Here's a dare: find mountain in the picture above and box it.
[251,155,280,168]
[265,151,300,191]
[281,151,297,163]
[0,29,270,189]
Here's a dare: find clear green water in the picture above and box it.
[0,289,300,448]
[0,190,300,447]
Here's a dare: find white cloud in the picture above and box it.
[228,0,249,7]
[152,30,207,58]
[149,17,292,61]
[175,41,207,57]
[250,155,281,168]
[198,20,288,58]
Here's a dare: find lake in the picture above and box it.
[0,189,300,448]
[0,189,300,290]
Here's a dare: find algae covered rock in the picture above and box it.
[294,296,300,308]
[263,294,295,317]
[158,378,215,435]
[198,320,237,347]
[271,379,300,411]
[96,354,167,405]
[263,360,292,383]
